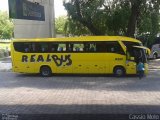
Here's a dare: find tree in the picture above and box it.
[64,17,91,36]
[63,0,160,40]
[55,15,91,36]
[64,0,107,35]
[136,0,160,46]
[0,11,14,39]
[55,16,67,34]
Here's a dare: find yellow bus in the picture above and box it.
[11,36,150,77]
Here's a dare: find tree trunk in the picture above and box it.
[80,20,104,35]
[126,0,142,37]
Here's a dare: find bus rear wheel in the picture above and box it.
[40,66,52,77]
[114,67,125,77]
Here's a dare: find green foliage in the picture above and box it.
[64,0,107,35]
[55,16,67,34]
[64,18,91,36]
[55,15,91,36]
[0,11,14,39]
[106,1,131,35]
[136,0,160,46]
[63,0,160,45]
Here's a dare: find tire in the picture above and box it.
[114,67,125,77]
[153,53,157,59]
[40,66,52,77]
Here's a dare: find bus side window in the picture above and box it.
[24,43,32,52]
[84,43,89,52]
[89,43,96,52]
[24,47,29,52]
[32,43,36,52]
[68,44,73,51]
[75,47,80,51]
[106,41,124,54]
[40,43,49,52]
[110,47,115,52]
[58,47,63,51]
[58,43,66,52]
[96,43,106,52]
[24,43,30,52]
[68,43,73,52]
[73,43,84,52]
[50,43,58,52]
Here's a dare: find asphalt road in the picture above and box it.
[0,58,160,119]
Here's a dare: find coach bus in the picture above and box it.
[11,36,150,77]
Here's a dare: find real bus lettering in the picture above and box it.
[65,55,72,66]
[52,55,61,66]
[46,55,51,62]
[22,54,72,66]
[22,55,28,62]
[30,55,36,62]
[37,55,44,62]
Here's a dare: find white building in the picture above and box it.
[13,0,55,38]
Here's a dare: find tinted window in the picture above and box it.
[14,42,34,52]
[84,43,96,52]
[50,43,59,52]
[122,41,141,56]
[122,41,141,47]
[73,43,84,52]
[57,43,66,52]
[14,42,67,53]
[14,41,124,54]
[96,41,124,54]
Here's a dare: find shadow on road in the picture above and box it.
[0,104,159,114]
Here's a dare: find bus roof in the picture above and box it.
[12,36,141,43]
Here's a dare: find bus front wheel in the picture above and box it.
[114,67,125,77]
[40,66,52,77]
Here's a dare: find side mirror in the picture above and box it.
[130,57,135,61]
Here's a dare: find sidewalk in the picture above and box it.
[0,57,12,72]
[148,58,160,71]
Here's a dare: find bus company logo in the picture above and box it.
[22,54,72,66]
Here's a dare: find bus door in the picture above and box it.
[126,59,137,74]
[125,50,137,74]
[132,46,149,74]
[126,46,149,74]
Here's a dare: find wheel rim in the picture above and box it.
[116,69,123,76]
[42,70,49,76]
[41,67,51,76]
[114,67,124,76]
